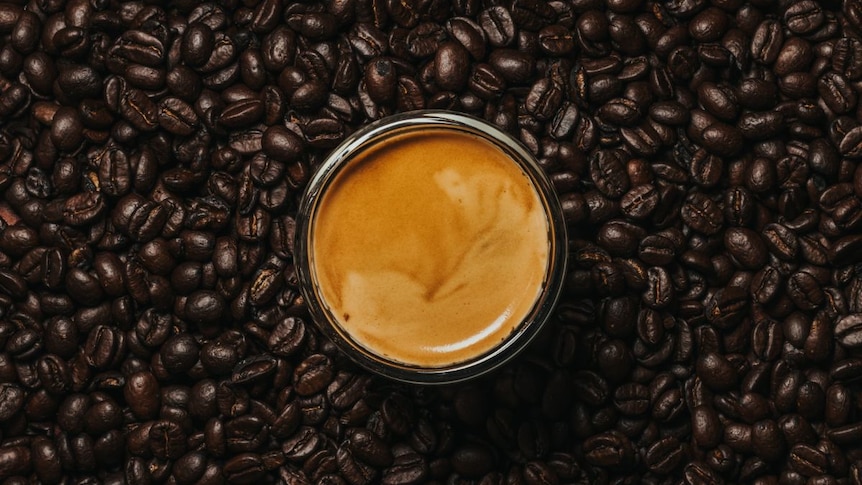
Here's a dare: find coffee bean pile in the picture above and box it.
[2,0,862,483]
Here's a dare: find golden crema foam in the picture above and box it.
[309,128,551,367]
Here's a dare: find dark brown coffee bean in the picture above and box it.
[524,78,562,121]
[745,421,782,466]
[50,107,84,152]
[468,63,505,99]
[697,353,738,392]
[158,97,199,136]
[698,82,738,122]
[784,0,824,35]
[738,111,784,140]
[590,150,629,198]
[480,6,516,47]
[617,184,657,219]
[833,37,862,80]
[827,422,862,445]
[724,227,767,269]
[402,23,444,59]
[644,436,684,474]
[287,12,337,40]
[583,431,635,468]
[435,41,470,92]
[262,125,303,163]
[839,126,862,158]
[702,122,744,157]
[681,193,722,235]
[751,20,783,64]
[219,99,264,128]
[538,24,574,55]
[775,37,813,76]
[787,271,825,310]
[118,87,159,132]
[819,72,857,114]
[489,49,535,84]
[612,383,649,416]
[597,98,641,127]
[691,405,722,448]
[0,445,31,478]
[835,314,862,348]
[223,453,265,483]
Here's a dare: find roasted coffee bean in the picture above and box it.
[681,193,722,235]
[752,420,786,463]
[446,17,485,60]
[696,353,738,392]
[468,63,505,99]
[480,6,516,47]
[489,49,534,84]
[835,314,862,348]
[839,126,862,158]
[784,0,824,35]
[435,42,470,92]
[621,184,658,219]
[788,271,825,310]
[293,354,335,396]
[63,191,106,226]
[524,78,562,121]
[158,97,198,136]
[262,125,303,162]
[583,431,635,468]
[644,436,684,474]
[724,227,767,269]
[819,73,857,114]
[590,150,629,198]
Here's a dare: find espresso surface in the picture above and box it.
[311,129,550,367]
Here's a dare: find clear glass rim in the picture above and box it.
[294,110,568,385]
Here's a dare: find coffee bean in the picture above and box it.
[468,63,505,99]
[784,0,824,35]
[826,422,862,445]
[590,150,629,198]
[158,97,199,135]
[819,73,857,114]
[787,270,824,310]
[691,405,722,448]
[833,37,862,81]
[160,333,200,375]
[583,431,635,468]
[751,20,783,64]
[223,453,264,483]
[681,193,723,235]
[835,314,862,348]
[702,122,744,156]
[752,420,786,462]
[621,184,658,219]
[697,353,738,392]
[524,78,562,121]
[489,49,535,84]
[644,436,684,474]
[480,6,516,47]
[724,227,767,269]
[435,41,470,92]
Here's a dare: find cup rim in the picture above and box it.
[294,110,568,384]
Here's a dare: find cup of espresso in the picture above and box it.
[295,111,567,384]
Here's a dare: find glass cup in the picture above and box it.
[294,110,567,384]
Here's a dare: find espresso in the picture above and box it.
[309,128,551,367]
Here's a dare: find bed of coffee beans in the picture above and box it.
[2,0,862,483]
